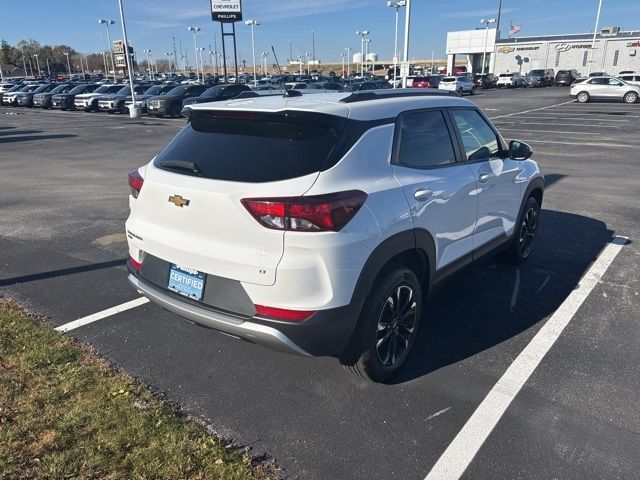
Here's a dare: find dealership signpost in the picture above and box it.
[211,0,242,83]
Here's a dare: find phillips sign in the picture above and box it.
[211,0,242,22]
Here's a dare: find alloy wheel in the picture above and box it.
[375,285,417,367]
[519,206,538,258]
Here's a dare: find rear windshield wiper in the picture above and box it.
[159,159,202,176]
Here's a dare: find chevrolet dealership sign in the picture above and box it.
[211,0,242,22]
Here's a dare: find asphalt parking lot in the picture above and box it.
[1,87,639,480]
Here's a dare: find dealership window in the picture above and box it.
[613,49,619,66]
[555,52,561,67]
[582,51,588,67]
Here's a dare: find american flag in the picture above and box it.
[509,24,522,36]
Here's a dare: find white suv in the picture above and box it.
[497,72,525,88]
[126,89,544,382]
[438,76,476,95]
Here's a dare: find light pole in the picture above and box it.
[341,51,346,77]
[116,0,137,115]
[298,56,303,77]
[480,18,496,75]
[143,49,152,78]
[261,51,270,76]
[34,54,41,76]
[188,26,202,82]
[587,0,603,75]
[101,51,108,77]
[63,52,71,77]
[98,19,116,81]
[346,47,351,77]
[45,57,51,76]
[172,37,178,74]
[364,38,371,75]
[245,19,260,87]
[311,30,315,63]
[305,52,312,76]
[431,50,434,74]
[401,0,411,88]
[356,30,369,77]
[165,52,173,76]
[197,47,205,79]
[387,1,406,88]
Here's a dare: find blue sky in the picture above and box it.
[2,0,640,63]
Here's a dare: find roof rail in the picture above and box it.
[339,88,460,104]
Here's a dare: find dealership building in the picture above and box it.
[446,27,640,75]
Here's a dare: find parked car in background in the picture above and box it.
[123,84,176,114]
[438,76,475,95]
[555,69,581,86]
[15,83,60,107]
[0,84,25,105]
[0,82,20,93]
[618,74,640,86]
[497,73,525,88]
[588,71,609,77]
[33,83,75,109]
[52,84,99,110]
[97,84,152,114]
[182,84,254,107]
[412,76,442,88]
[308,81,344,91]
[571,76,640,103]
[525,69,554,87]
[74,84,125,112]
[146,84,208,117]
[1,84,40,106]
[284,82,308,90]
[125,89,542,382]
[474,73,498,89]
[343,81,386,92]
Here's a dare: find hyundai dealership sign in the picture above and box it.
[211,0,242,22]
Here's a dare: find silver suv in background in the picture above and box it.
[571,76,640,103]
[438,76,475,95]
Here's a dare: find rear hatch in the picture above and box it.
[127,108,348,286]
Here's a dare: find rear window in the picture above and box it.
[442,77,456,82]
[154,111,347,183]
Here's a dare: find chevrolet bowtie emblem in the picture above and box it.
[168,195,190,207]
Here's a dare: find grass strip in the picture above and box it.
[0,298,276,480]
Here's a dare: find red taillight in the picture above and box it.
[128,169,144,198]
[255,304,316,321]
[241,190,367,232]
[129,255,142,271]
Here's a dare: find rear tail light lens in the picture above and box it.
[128,255,142,271]
[241,190,367,232]
[128,169,144,198]
[255,305,316,322]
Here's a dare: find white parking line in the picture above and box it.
[54,297,149,333]
[495,121,620,129]
[499,128,599,136]
[424,236,627,480]
[488,100,575,120]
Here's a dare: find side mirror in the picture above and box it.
[509,140,533,161]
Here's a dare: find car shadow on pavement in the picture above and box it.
[0,129,43,136]
[0,134,77,143]
[390,209,615,384]
[0,258,127,287]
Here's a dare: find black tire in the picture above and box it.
[457,88,463,96]
[576,91,590,103]
[504,196,540,264]
[170,103,182,118]
[339,264,422,383]
[623,91,638,104]
[470,87,476,95]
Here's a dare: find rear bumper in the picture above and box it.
[128,271,360,357]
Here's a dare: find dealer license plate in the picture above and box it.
[167,264,205,301]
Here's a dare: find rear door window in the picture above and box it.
[154,111,347,183]
[394,110,456,168]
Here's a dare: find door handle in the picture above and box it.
[414,188,433,202]
[478,173,493,183]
